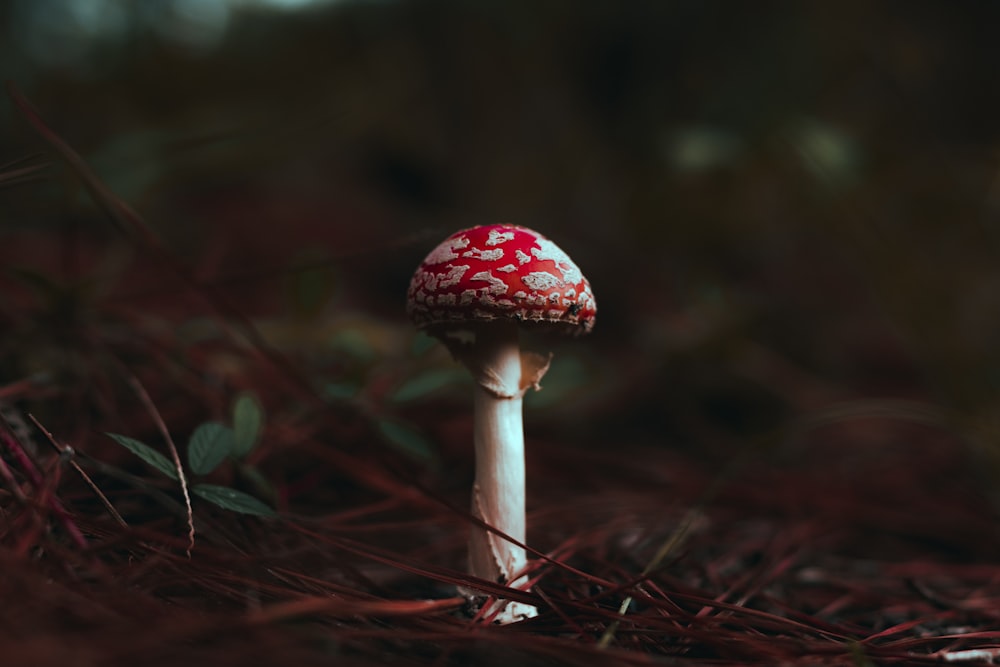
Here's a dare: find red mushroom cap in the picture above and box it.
[407,224,596,334]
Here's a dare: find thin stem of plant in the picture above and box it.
[28,413,128,529]
[596,507,703,648]
[125,373,195,556]
[597,440,762,648]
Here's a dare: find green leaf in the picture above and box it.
[792,119,861,191]
[187,422,234,475]
[328,328,376,364]
[323,381,360,401]
[665,126,741,173]
[287,255,336,320]
[376,419,435,463]
[192,484,276,517]
[232,392,264,458]
[390,367,468,403]
[237,463,277,502]
[106,432,179,480]
[524,355,589,410]
[409,331,438,357]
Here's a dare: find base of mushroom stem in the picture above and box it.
[462,593,538,624]
[459,573,538,624]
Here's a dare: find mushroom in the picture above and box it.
[407,224,596,622]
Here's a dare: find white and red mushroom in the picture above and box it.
[407,224,595,622]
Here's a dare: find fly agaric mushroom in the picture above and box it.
[407,224,595,623]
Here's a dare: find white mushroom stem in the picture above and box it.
[470,325,526,586]
[447,321,549,623]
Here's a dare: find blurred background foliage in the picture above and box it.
[3,0,1000,485]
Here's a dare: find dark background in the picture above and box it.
[5,0,1000,454]
[3,2,1000,663]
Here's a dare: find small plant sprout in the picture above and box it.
[107,391,275,518]
[407,224,595,623]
